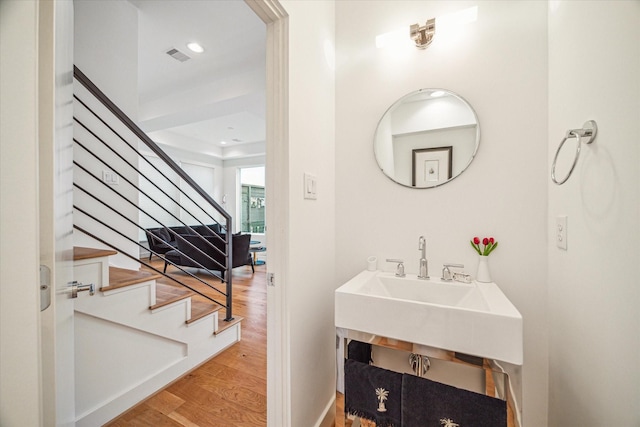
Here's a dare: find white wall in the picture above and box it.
[73,0,140,269]
[139,145,226,233]
[74,0,139,120]
[547,2,640,426]
[335,2,548,426]
[281,0,337,425]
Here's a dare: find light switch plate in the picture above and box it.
[304,173,317,200]
[102,170,119,185]
[556,215,567,250]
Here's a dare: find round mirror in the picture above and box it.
[373,88,480,188]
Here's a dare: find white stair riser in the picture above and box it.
[72,257,240,427]
[75,284,216,342]
[150,296,192,320]
[74,256,110,289]
[187,310,219,331]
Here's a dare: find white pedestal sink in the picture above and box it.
[335,270,523,365]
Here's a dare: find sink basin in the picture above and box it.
[335,270,523,365]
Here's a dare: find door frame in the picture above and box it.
[16,1,291,424]
[244,1,291,425]
[35,0,76,425]
[45,1,76,425]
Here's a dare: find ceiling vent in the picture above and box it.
[166,48,190,63]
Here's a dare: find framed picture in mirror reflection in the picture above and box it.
[412,146,453,187]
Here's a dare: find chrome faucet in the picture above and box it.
[386,259,405,277]
[441,263,464,281]
[417,236,429,279]
[441,263,472,283]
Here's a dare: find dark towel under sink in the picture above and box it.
[347,340,372,364]
[401,373,507,427]
[344,359,402,427]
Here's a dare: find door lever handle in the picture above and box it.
[67,281,95,298]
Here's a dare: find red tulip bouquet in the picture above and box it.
[470,236,498,256]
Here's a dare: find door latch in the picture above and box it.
[67,281,95,298]
[40,265,52,311]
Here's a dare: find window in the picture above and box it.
[239,166,265,233]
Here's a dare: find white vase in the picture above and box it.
[476,256,492,283]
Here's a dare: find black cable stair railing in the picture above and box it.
[72,65,235,321]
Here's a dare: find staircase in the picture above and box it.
[72,247,242,426]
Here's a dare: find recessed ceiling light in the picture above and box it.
[186,42,204,53]
[220,141,227,145]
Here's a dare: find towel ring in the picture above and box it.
[551,120,597,185]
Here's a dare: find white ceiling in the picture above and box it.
[129,0,266,157]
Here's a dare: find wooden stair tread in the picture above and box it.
[153,281,222,322]
[103,267,162,291]
[188,298,222,324]
[150,282,194,310]
[215,316,243,335]
[74,246,117,261]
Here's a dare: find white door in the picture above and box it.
[0,1,74,425]
[0,2,45,425]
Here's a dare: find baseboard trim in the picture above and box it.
[314,393,336,427]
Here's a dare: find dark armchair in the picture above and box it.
[145,228,177,260]
[163,233,254,280]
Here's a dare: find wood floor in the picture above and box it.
[105,259,267,427]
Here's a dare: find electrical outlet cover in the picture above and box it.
[556,215,567,250]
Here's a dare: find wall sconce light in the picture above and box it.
[376,7,477,50]
[410,18,436,49]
